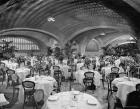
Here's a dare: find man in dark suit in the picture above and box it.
[125,83,140,108]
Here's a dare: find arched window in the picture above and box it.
[0,37,40,51]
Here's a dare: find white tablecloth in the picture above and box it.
[77,63,84,71]
[1,60,18,70]
[112,77,140,107]
[75,69,101,87]
[60,65,71,79]
[15,67,30,81]
[42,91,102,109]
[0,93,9,106]
[18,76,57,103]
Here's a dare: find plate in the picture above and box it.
[48,95,58,101]
[87,99,97,105]
[72,91,80,95]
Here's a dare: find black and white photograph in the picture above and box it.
[0,0,140,109]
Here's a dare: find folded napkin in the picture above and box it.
[48,95,58,101]
[0,94,9,106]
[87,99,97,105]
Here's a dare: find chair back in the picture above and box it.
[34,89,44,103]
[53,70,62,82]
[53,66,60,71]
[83,78,95,90]
[6,69,15,75]
[84,71,94,79]
[111,67,119,73]
[22,81,35,90]
[83,78,94,86]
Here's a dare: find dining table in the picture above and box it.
[42,91,102,109]
[0,93,9,107]
[15,67,30,81]
[112,76,140,107]
[1,60,18,70]
[18,75,57,103]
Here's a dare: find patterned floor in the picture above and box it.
[0,80,109,109]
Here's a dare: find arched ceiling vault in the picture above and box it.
[0,34,42,50]
[100,32,136,47]
[68,26,133,44]
[0,28,59,48]
[70,28,136,51]
[86,39,100,52]
[0,0,139,47]
[70,28,123,44]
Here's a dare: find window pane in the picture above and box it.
[0,37,39,51]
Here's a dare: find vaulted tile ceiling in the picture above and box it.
[0,0,140,47]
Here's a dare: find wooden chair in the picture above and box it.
[111,67,119,73]
[6,69,15,87]
[101,69,105,89]
[84,71,94,78]
[106,73,119,99]
[53,66,60,71]
[107,73,119,109]
[53,70,62,92]
[83,71,95,92]
[22,81,36,109]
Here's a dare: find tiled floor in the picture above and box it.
[0,80,110,109]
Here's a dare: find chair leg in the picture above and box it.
[23,94,26,109]
[108,101,110,109]
[113,103,116,109]
[101,79,105,89]
[107,90,109,100]
[33,97,38,109]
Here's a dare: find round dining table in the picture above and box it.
[18,75,57,103]
[1,60,18,70]
[15,67,30,81]
[112,77,140,107]
[42,91,102,109]
[0,93,9,107]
